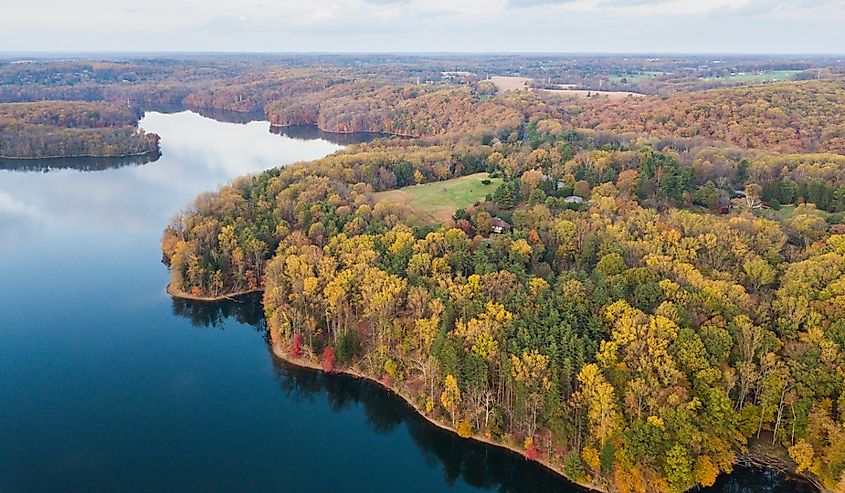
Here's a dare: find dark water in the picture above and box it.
[0,152,161,172]
[0,110,813,492]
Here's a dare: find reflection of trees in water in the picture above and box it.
[700,466,817,493]
[0,151,160,172]
[187,106,267,125]
[269,124,388,146]
[269,356,584,493]
[170,294,266,331]
[168,294,807,493]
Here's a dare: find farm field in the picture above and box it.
[489,76,531,91]
[539,87,645,99]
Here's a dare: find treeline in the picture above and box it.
[0,101,159,159]
[163,108,845,491]
[549,79,845,154]
[270,83,525,140]
[519,118,845,220]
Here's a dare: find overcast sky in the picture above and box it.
[2,0,843,54]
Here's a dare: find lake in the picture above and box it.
[0,110,814,492]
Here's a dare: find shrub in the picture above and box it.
[457,419,473,438]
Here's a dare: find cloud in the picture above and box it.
[506,0,576,8]
[0,0,842,52]
[598,0,674,5]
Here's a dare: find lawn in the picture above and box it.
[608,71,666,84]
[374,172,502,222]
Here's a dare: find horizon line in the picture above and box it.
[1,50,844,58]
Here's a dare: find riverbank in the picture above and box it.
[265,325,826,493]
[741,438,825,492]
[164,279,822,492]
[165,283,263,302]
[0,149,159,161]
[268,122,418,139]
[267,332,606,493]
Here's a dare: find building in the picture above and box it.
[491,217,511,234]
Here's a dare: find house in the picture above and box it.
[563,195,584,204]
[491,217,511,234]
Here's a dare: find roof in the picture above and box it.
[491,217,511,229]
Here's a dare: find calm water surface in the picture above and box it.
[0,111,813,492]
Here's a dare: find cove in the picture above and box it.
[0,110,815,492]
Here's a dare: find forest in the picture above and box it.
[158,66,845,493]
[0,101,159,159]
[2,55,844,158]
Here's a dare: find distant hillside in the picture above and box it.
[553,78,845,154]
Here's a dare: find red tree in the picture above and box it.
[322,347,336,372]
[291,333,302,358]
[524,437,540,461]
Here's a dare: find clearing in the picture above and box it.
[702,70,802,83]
[539,88,645,99]
[608,71,667,84]
[374,173,502,222]
[490,76,531,92]
[765,204,831,221]
[489,76,644,99]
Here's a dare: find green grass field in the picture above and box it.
[703,70,802,83]
[374,172,502,222]
[608,71,666,84]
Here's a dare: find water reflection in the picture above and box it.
[170,294,818,493]
[187,106,267,125]
[0,152,160,172]
[269,353,584,493]
[171,294,266,331]
[700,465,819,493]
[170,294,582,492]
[0,111,343,241]
[270,124,391,145]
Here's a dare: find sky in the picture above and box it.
[2,0,844,54]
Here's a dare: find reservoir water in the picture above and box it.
[0,110,814,492]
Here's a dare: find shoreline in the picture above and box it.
[0,149,159,161]
[171,284,822,493]
[268,121,419,139]
[165,283,263,302]
[267,337,606,493]
[268,337,827,493]
[180,105,418,138]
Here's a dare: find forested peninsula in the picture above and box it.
[0,101,159,159]
[160,72,845,493]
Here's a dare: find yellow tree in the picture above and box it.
[511,349,551,436]
[323,268,356,342]
[441,374,462,427]
[453,301,512,362]
[360,267,407,348]
[575,363,621,448]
